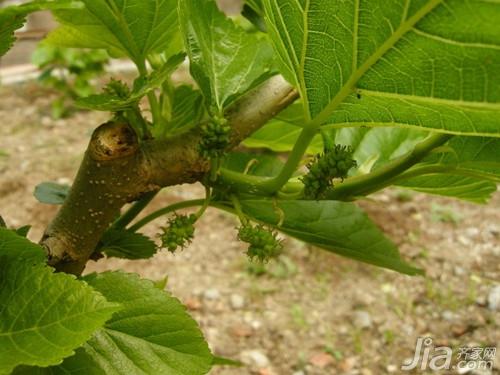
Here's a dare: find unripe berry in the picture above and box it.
[238,224,282,262]
[301,144,356,199]
[160,214,197,253]
[198,117,231,158]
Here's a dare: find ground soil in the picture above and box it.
[0,83,498,375]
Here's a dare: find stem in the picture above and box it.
[230,195,248,224]
[258,125,317,193]
[320,128,335,150]
[195,186,212,219]
[111,191,158,230]
[126,106,152,139]
[128,199,206,232]
[137,61,161,125]
[219,125,317,195]
[326,132,453,200]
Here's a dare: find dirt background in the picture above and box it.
[0,77,499,375]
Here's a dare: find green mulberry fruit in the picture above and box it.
[199,117,231,159]
[160,214,197,253]
[301,144,357,199]
[104,78,130,99]
[238,224,283,262]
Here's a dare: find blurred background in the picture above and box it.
[0,1,499,374]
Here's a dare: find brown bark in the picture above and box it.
[41,76,298,274]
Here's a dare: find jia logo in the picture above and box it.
[401,337,496,372]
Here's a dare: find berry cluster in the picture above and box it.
[104,78,130,99]
[238,224,283,262]
[160,214,197,253]
[198,117,231,159]
[301,144,357,199]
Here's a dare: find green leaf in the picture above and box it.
[45,8,125,58]
[15,225,31,237]
[243,121,323,154]
[13,350,102,375]
[77,53,186,111]
[47,0,180,66]
[0,0,77,58]
[263,0,500,136]
[388,135,500,203]
[239,200,422,275]
[242,1,266,32]
[0,227,46,263]
[99,229,157,260]
[322,128,499,202]
[179,0,276,112]
[222,152,284,178]
[334,127,429,173]
[34,181,70,205]
[0,7,27,58]
[35,272,213,375]
[397,174,496,204]
[242,102,322,153]
[152,85,204,138]
[422,136,500,183]
[0,228,119,374]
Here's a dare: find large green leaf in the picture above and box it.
[179,0,276,113]
[263,0,500,136]
[0,229,119,374]
[239,200,422,275]
[391,136,500,203]
[29,272,213,375]
[13,350,101,375]
[47,0,180,65]
[397,175,496,204]
[0,0,76,58]
[421,136,500,183]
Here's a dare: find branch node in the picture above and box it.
[89,121,139,161]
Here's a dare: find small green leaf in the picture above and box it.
[152,85,204,138]
[179,0,276,112]
[77,53,185,111]
[36,272,213,374]
[0,229,120,374]
[34,181,70,205]
[99,229,157,260]
[239,200,422,275]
